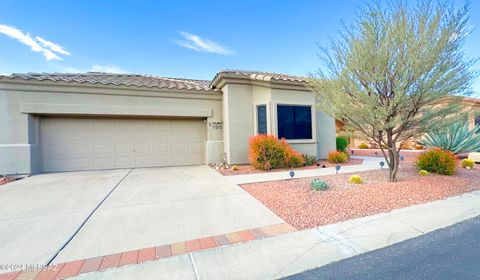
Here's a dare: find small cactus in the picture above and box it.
[311,179,328,191]
[348,174,363,184]
[461,159,475,169]
[419,170,429,176]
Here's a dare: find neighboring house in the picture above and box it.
[336,97,480,149]
[0,70,336,174]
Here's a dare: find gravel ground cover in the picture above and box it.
[241,162,480,229]
[216,158,364,176]
[0,176,17,186]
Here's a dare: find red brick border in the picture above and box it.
[1,223,296,280]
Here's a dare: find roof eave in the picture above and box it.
[0,78,221,96]
[211,72,308,90]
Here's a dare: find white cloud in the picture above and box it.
[173,31,234,55]
[0,24,68,60]
[36,36,70,56]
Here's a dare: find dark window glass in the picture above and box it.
[475,115,480,126]
[277,105,312,139]
[257,105,267,134]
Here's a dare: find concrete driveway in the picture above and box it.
[0,166,283,268]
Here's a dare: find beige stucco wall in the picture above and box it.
[0,81,223,174]
[222,84,254,164]
[316,110,337,158]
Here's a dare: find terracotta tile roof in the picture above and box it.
[0,72,217,92]
[211,70,307,86]
[0,70,308,91]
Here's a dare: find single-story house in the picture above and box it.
[0,70,336,174]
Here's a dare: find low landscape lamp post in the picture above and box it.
[289,170,295,179]
[335,165,341,174]
[380,161,385,170]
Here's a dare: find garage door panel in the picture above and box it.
[94,144,114,155]
[41,117,205,172]
[115,156,134,168]
[188,154,203,163]
[69,144,93,155]
[170,131,187,142]
[153,155,169,166]
[133,143,152,154]
[153,131,168,142]
[94,158,115,169]
[114,143,133,154]
[94,130,113,142]
[172,155,186,165]
[154,143,168,153]
[188,143,203,153]
[134,156,153,167]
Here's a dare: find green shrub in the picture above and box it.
[327,150,348,163]
[248,134,304,170]
[303,154,317,166]
[418,121,480,154]
[358,143,369,149]
[415,148,457,175]
[461,159,475,169]
[336,136,349,152]
[348,175,363,184]
[419,170,429,176]
[311,179,328,191]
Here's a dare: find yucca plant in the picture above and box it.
[419,122,480,154]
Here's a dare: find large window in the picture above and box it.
[257,105,267,134]
[277,105,312,140]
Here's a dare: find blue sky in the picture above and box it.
[0,0,478,95]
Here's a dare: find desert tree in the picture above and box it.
[309,0,476,181]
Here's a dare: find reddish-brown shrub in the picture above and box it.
[248,135,304,170]
[327,150,349,163]
[416,148,457,175]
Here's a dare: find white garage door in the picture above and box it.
[40,117,205,172]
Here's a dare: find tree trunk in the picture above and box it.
[389,149,399,181]
[386,130,399,182]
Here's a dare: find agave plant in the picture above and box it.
[419,121,480,154]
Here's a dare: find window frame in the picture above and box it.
[274,103,315,143]
[255,104,268,135]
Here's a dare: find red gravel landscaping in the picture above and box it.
[0,176,16,186]
[216,158,364,176]
[241,162,480,230]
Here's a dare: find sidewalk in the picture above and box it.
[69,190,480,280]
[227,156,384,184]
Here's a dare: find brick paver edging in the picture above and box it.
[0,223,296,280]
